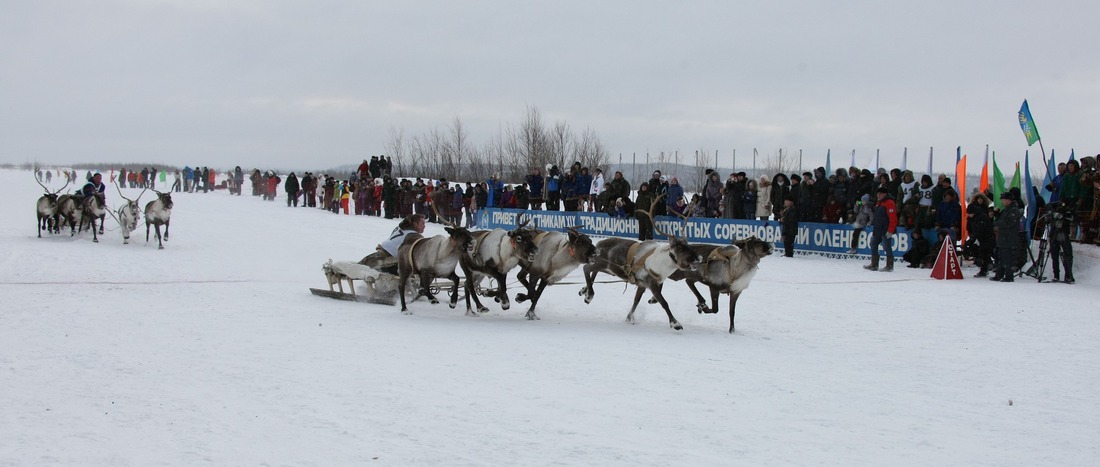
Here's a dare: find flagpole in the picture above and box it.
[1038,139,1050,181]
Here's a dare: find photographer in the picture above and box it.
[1046,202,1076,284]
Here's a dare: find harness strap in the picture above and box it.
[702,248,725,279]
[406,237,426,272]
[624,242,657,284]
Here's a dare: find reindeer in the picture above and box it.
[397,205,476,313]
[145,190,173,249]
[79,191,108,243]
[660,237,774,333]
[579,194,702,330]
[55,194,83,237]
[459,216,540,316]
[108,185,146,244]
[35,176,69,237]
[514,225,598,320]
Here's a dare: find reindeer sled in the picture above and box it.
[310,259,406,305]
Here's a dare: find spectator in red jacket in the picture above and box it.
[864,187,898,272]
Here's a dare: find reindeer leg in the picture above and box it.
[461,266,483,316]
[709,287,721,315]
[91,218,99,243]
[398,267,412,314]
[580,264,598,304]
[99,214,104,234]
[490,270,510,310]
[421,274,438,304]
[625,285,646,325]
[156,224,164,249]
[728,292,742,334]
[447,271,460,309]
[685,280,710,313]
[650,283,683,331]
[525,278,549,320]
[163,219,169,240]
[516,270,531,302]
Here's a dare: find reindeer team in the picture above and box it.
[387,196,770,332]
[34,173,173,248]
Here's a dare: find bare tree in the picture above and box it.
[573,127,610,173]
[757,148,799,180]
[445,116,470,182]
[515,106,551,175]
[549,120,573,171]
[692,148,714,194]
[385,127,407,177]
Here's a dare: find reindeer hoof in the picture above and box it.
[515,293,528,303]
[672,322,683,331]
[93,238,99,243]
[478,306,489,313]
[584,295,593,304]
[648,297,658,305]
[448,300,457,309]
[465,309,478,317]
[402,309,413,315]
[525,311,540,320]
[429,298,439,305]
[500,301,510,311]
[158,245,164,250]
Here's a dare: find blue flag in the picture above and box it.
[1019,100,1041,146]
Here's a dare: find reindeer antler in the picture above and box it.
[635,192,680,239]
[516,210,531,229]
[36,174,70,195]
[431,197,456,228]
[115,183,147,205]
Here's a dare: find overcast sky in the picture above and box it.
[2,0,1097,175]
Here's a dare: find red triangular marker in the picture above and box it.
[930,240,964,280]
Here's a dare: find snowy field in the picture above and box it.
[3,168,1099,466]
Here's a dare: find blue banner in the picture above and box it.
[478,208,910,255]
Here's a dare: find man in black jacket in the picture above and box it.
[991,192,1023,282]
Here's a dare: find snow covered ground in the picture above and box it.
[3,168,1099,466]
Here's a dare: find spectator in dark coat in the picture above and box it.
[635,182,655,240]
[608,171,631,206]
[991,192,1023,282]
[771,173,791,221]
[284,173,300,207]
[526,168,544,210]
[903,229,930,268]
[703,172,723,218]
[934,189,962,243]
[966,193,994,277]
[666,176,685,213]
[780,197,798,257]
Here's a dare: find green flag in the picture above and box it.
[1010,162,1021,191]
[992,155,1006,209]
[160,171,167,182]
[1018,100,1040,146]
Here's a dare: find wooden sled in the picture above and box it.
[309,287,398,306]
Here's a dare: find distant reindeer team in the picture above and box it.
[380,196,770,333]
[35,173,173,248]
